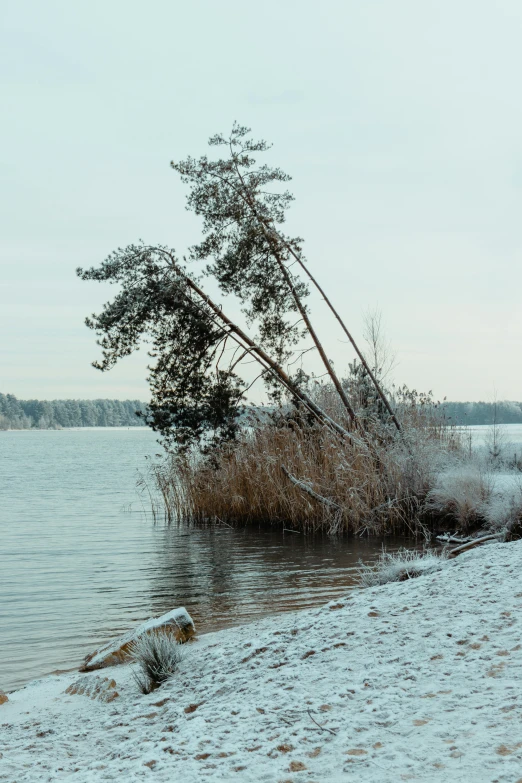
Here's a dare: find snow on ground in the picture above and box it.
[3,541,522,782]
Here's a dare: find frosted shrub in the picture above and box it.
[480,476,522,533]
[388,427,450,498]
[130,630,182,694]
[427,465,522,535]
[357,548,446,588]
[426,465,493,529]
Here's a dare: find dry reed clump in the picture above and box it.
[357,547,447,588]
[154,393,461,535]
[130,631,183,694]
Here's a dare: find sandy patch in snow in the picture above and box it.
[2,542,522,782]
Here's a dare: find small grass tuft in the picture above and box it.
[130,630,182,694]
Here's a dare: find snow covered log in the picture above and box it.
[448,534,501,558]
[80,607,195,672]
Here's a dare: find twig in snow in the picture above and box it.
[307,709,338,735]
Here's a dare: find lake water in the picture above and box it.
[0,428,411,693]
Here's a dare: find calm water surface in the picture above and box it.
[1,428,409,692]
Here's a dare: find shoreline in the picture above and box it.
[2,541,522,781]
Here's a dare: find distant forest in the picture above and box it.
[1,393,521,430]
[440,401,522,426]
[0,393,147,430]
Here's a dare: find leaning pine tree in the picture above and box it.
[78,124,424,532]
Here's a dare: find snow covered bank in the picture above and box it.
[2,541,522,782]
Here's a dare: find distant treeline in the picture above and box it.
[440,401,522,426]
[2,392,521,431]
[0,393,148,430]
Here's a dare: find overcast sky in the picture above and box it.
[1,0,521,402]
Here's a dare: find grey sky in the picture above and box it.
[1,0,521,402]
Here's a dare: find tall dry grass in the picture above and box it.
[152,384,462,536]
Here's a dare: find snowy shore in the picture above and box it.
[2,542,522,782]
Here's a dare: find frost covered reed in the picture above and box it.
[130,631,182,694]
[357,547,447,587]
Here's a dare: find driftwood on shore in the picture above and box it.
[448,534,501,558]
[437,534,472,544]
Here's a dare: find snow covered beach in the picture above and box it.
[2,541,522,782]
